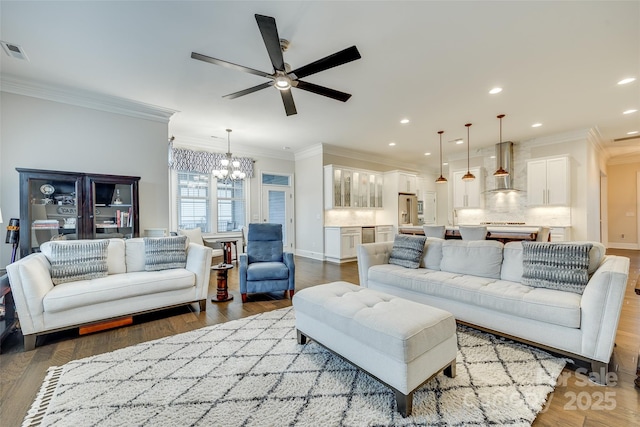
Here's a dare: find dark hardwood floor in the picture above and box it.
[1,251,638,426]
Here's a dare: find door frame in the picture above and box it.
[259,171,295,251]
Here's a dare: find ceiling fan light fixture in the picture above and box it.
[274,74,292,90]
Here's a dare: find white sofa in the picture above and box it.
[357,239,630,384]
[7,237,212,351]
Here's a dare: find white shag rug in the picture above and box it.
[23,307,567,426]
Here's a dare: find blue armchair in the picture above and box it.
[239,223,295,303]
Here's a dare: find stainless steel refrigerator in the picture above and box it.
[398,194,419,225]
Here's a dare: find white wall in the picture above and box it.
[294,145,324,260]
[0,92,171,268]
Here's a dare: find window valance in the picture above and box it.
[168,143,254,178]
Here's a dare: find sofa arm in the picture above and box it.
[579,255,630,362]
[6,253,54,335]
[356,242,393,287]
[186,242,213,300]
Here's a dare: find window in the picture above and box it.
[176,172,211,232]
[217,179,245,232]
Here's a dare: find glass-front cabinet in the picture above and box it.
[17,168,140,258]
[324,165,383,210]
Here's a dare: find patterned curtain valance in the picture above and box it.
[168,143,254,178]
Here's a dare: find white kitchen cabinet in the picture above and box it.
[324,165,383,209]
[527,157,569,206]
[550,227,570,242]
[375,225,394,242]
[452,167,483,208]
[324,226,361,263]
[398,173,417,194]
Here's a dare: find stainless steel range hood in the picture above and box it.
[488,141,523,192]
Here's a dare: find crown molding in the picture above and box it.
[172,135,295,161]
[1,76,178,123]
[520,128,592,147]
[321,143,422,171]
[294,144,323,161]
[607,152,640,165]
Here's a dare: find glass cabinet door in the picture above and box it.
[21,173,82,255]
[89,179,137,239]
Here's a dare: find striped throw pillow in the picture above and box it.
[144,236,187,271]
[49,240,109,285]
[389,234,427,269]
[521,242,593,294]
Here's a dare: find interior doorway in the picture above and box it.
[260,173,294,251]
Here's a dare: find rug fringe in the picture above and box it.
[22,366,63,427]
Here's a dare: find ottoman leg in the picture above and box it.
[444,359,456,378]
[395,390,413,417]
[297,329,308,345]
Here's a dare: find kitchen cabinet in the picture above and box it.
[375,225,394,242]
[324,165,383,209]
[398,172,417,194]
[527,157,569,206]
[550,227,570,242]
[324,226,361,263]
[17,168,140,258]
[452,167,483,208]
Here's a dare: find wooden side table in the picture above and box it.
[217,240,239,264]
[211,264,234,303]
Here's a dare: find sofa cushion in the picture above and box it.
[41,240,109,285]
[106,238,126,274]
[389,234,427,269]
[421,238,443,270]
[125,238,146,272]
[522,242,593,295]
[501,241,524,282]
[367,264,582,328]
[43,269,195,313]
[440,240,503,279]
[246,261,289,281]
[144,236,188,271]
[178,227,204,245]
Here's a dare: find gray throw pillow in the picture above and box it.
[521,242,593,294]
[389,234,427,269]
[49,240,109,285]
[144,235,187,271]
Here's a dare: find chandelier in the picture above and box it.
[213,129,246,182]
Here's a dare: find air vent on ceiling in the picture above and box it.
[1,41,29,61]
[613,135,640,142]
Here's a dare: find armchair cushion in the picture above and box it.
[247,223,283,263]
[246,262,290,281]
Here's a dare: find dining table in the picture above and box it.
[399,226,540,243]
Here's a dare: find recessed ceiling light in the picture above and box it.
[443,162,449,166]
[618,77,636,85]
[490,155,496,159]
[623,109,637,115]
[489,87,502,94]
[627,131,639,135]
[424,152,431,156]
[388,142,396,146]
[400,118,410,124]
[531,123,543,128]
[282,146,291,150]
[455,139,464,144]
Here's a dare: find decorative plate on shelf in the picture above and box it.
[40,184,55,196]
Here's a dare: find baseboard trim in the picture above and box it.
[607,242,639,250]
[295,249,325,261]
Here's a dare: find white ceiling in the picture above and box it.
[2,1,639,170]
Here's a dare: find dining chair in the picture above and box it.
[458,225,488,241]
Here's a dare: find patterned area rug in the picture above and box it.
[24,307,567,426]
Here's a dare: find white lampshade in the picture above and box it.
[221,158,229,167]
[0,208,3,224]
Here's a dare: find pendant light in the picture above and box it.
[493,114,509,177]
[461,123,475,181]
[435,130,448,184]
[213,129,246,182]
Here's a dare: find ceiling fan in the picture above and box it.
[191,14,361,116]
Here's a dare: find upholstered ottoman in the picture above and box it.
[292,281,457,417]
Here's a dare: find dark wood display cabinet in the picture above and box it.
[17,168,140,258]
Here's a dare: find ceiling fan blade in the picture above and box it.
[191,52,272,78]
[255,14,285,72]
[289,45,361,79]
[280,89,297,116]
[223,81,273,99]
[295,80,352,102]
